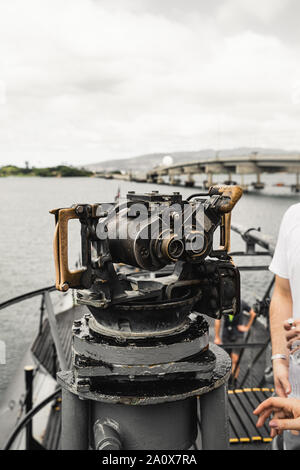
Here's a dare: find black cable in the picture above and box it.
[186,193,209,201]
[0,286,56,311]
[3,388,61,450]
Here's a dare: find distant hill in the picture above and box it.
[0,165,92,178]
[85,147,294,173]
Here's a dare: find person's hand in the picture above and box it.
[272,359,291,398]
[214,336,222,345]
[284,319,300,352]
[254,397,300,437]
[237,325,249,333]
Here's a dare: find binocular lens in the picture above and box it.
[167,238,185,259]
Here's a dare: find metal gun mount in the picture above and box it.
[50,185,243,450]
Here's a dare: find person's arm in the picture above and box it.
[270,275,293,397]
[214,319,222,345]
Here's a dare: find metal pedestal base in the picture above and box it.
[58,345,231,450]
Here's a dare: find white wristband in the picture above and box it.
[271,354,287,361]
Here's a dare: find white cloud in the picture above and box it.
[242,0,290,23]
[217,0,291,25]
[0,0,299,166]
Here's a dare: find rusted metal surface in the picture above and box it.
[57,345,231,406]
[51,188,241,450]
[50,207,86,291]
[73,349,216,379]
[50,189,242,314]
[72,315,209,365]
[208,185,243,214]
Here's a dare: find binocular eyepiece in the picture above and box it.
[50,185,242,294]
[100,191,208,271]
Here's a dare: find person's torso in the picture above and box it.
[284,205,300,320]
[279,204,300,396]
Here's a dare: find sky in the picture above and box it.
[1,0,300,167]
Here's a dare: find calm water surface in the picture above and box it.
[0,174,299,396]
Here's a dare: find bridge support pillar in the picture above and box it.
[147,176,158,184]
[224,174,237,186]
[203,172,214,189]
[169,175,180,186]
[239,174,249,193]
[185,173,195,187]
[292,173,300,193]
[252,173,265,190]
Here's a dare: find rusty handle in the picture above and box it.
[219,213,232,253]
[50,208,86,292]
[209,185,243,253]
[209,185,243,214]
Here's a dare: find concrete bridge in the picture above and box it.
[146,153,300,192]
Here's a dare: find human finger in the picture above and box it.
[254,397,291,415]
[286,329,300,342]
[270,417,300,432]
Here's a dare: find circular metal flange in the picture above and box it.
[73,316,209,365]
[85,290,202,336]
[57,344,231,406]
[73,348,216,378]
[88,314,192,340]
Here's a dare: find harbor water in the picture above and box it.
[0,174,299,399]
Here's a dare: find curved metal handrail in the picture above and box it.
[0,285,56,311]
[231,224,276,256]
[3,388,61,450]
[0,285,66,451]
